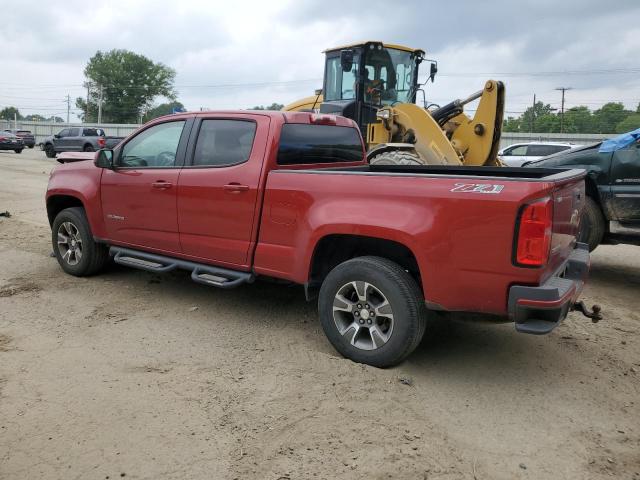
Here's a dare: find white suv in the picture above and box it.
[498,142,575,167]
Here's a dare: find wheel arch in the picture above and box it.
[46,194,85,226]
[306,233,422,300]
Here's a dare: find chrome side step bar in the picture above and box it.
[110,246,254,289]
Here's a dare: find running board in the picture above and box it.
[110,247,254,289]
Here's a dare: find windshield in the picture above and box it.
[363,47,417,105]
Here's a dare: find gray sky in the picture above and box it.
[1,0,639,122]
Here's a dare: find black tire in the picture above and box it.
[14,149,22,154]
[45,144,56,158]
[83,144,94,152]
[28,145,34,149]
[578,196,605,252]
[51,207,109,277]
[318,256,427,368]
[369,150,424,166]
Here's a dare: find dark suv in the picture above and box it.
[4,129,35,148]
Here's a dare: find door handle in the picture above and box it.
[152,181,173,189]
[223,183,250,193]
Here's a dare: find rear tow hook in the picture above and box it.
[572,301,602,323]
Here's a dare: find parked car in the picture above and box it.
[46,110,596,367]
[525,128,640,251]
[3,129,35,148]
[0,132,24,153]
[42,127,124,158]
[498,142,575,167]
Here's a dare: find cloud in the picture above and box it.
[0,0,638,121]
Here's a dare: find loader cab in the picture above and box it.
[320,41,426,137]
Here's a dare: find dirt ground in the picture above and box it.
[0,148,639,480]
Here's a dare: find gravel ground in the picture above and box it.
[1,148,639,480]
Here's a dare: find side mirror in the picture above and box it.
[340,49,354,72]
[53,134,60,139]
[501,150,511,156]
[429,62,438,83]
[95,149,114,169]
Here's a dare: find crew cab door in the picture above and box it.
[61,127,82,151]
[53,128,71,151]
[610,142,640,222]
[177,114,269,268]
[100,118,192,253]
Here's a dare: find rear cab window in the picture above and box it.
[277,123,364,165]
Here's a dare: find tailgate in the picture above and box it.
[546,175,586,276]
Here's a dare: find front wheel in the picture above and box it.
[83,144,94,152]
[45,144,56,158]
[14,149,22,154]
[318,256,427,367]
[52,207,109,276]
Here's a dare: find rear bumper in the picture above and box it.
[508,243,589,334]
[0,142,23,150]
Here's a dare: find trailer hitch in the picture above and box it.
[572,301,602,323]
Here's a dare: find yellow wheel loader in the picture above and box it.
[282,41,505,166]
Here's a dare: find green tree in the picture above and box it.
[502,116,521,132]
[518,102,557,132]
[143,101,185,122]
[47,116,65,123]
[24,114,46,121]
[563,106,594,133]
[592,102,631,133]
[75,49,176,123]
[251,103,285,111]
[535,113,561,133]
[615,113,640,133]
[0,107,22,121]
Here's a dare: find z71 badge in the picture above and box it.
[450,183,504,194]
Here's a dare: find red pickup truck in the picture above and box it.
[46,110,596,367]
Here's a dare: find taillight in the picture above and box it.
[97,138,106,148]
[514,197,553,267]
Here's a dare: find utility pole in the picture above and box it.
[86,82,91,123]
[65,94,71,125]
[530,93,536,133]
[97,85,104,124]
[555,87,572,133]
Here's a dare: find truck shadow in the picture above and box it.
[101,264,578,385]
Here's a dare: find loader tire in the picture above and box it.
[369,150,424,166]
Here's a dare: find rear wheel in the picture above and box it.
[369,150,424,166]
[52,207,109,276]
[83,144,94,152]
[14,149,22,154]
[45,144,56,158]
[28,145,34,149]
[318,256,427,368]
[578,196,605,252]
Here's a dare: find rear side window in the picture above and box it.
[277,124,363,165]
[83,128,104,136]
[527,145,570,156]
[192,120,256,167]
